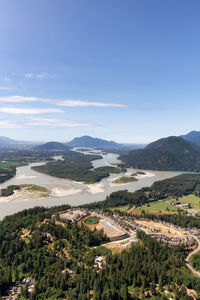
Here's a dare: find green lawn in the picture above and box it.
[110,205,130,212]
[137,200,178,213]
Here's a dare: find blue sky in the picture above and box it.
[0,0,200,143]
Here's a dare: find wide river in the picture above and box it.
[0,150,179,219]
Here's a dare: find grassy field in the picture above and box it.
[135,200,178,213]
[0,161,25,168]
[129,194,200,214]
[110,205,130,212]
[177,194,200,211]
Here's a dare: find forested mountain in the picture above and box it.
[35,142,70,151]
[181,130,200,145]
[120,136,200,171]
[66,135,122,148]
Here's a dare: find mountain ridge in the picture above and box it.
[181,131,200,146]
[120,136,200,171]
[66,135,123,148]
[35,141,70,151]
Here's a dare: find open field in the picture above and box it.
[0,161,25,168]
[127,194,200,215]
[177,194,200,211]
[128,200,178,215]
[110,205,130,212]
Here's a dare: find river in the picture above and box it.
[0,150,179,219]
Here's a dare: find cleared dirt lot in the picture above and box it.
[135,219,188,238]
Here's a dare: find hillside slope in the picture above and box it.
[67,135,122,148]
[120,136,200,171]
[35,141,70,151]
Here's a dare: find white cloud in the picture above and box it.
[0,107,64,115]
[56,100,128,107]
[27,117,96,127]
[1,76,11,82]
[0,95,128,108]
[36,73,54,79]
[0,96,44,103]
[0,119,22,128]
[0,86,17,91]
[25,73,33,79]
[0,117,97,129]
[0,95,49,103]
[25,72,54,79]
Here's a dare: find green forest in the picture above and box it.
[33,153,125,184]
[0,205,199,299]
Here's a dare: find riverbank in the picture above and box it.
[109,170,155,186]
[0,151,180,220]
[0,184,49,203]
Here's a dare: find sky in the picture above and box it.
[0,0,200,143]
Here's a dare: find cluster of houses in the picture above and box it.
[89,210,197,247]
[2,277,35,300]
[22,277,35,294]
[59,208,89,223]
[47,207,198,249]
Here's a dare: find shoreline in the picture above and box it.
[48,185,82,197]
[109,170,155,186]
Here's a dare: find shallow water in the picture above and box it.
[0,151,179,219]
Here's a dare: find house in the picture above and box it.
[94,256,106,269]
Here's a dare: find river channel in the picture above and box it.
[0,150,179,219]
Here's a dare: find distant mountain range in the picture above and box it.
[35,142,70,151]
[120,136,200,171]
[181,131,200,145]
[0,136,34,146]
[66,135,123,148]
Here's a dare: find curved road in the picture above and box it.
[186,235,200,277]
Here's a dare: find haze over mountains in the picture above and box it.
[2,132,200,173]
[33,136,145,151]
[0,136,33,146]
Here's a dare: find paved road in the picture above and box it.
[186,235,200,277]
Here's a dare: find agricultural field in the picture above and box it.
[0,161,25,168]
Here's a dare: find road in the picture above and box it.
[186,235,200,277]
